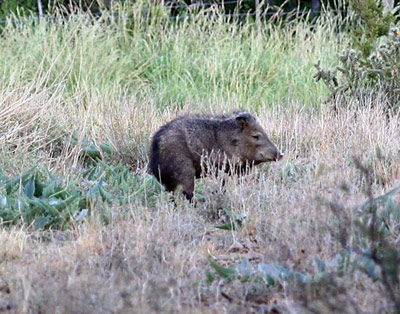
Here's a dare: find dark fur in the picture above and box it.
[149,112,282,200]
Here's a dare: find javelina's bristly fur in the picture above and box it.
[149,111,283,200]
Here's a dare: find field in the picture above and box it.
[0,5,399,313]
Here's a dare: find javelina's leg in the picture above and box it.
[157,167,178,194]
[163,181,178,194]
[182,179,195,201]
[178,166,196,201]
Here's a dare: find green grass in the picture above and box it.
[0,7,344,111]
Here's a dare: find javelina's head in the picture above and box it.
[232,112,283,164]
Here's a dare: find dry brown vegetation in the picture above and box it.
[1,94,399,313]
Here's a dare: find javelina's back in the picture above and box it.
[149,112,283,200]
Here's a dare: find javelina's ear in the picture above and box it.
[235,113,252,130]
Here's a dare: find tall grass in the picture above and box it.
[0,6,344,110]
[0,6,347,174]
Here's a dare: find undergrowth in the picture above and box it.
[207,160,400,313]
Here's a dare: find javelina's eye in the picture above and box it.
[252,135,260,140]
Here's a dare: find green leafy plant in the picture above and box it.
[349,0,395,57]
[207,252,357,288]
[0,165,84,229]
[0,157,162,230]
[82,160,162,205]
[314,1,400,109]
[214,209,247,231]
[71,132,114,164]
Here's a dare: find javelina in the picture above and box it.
[149,112,283,200]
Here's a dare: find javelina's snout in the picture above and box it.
[258,149,283,162]
[256,138,283,163]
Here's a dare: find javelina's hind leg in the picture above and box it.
[178,168,196,201]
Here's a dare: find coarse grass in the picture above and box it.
[0,5,346,172]
[1,5,399,314]
[1,100,400,313]
[0,4,343,112]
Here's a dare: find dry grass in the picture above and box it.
[1,97,399,313]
